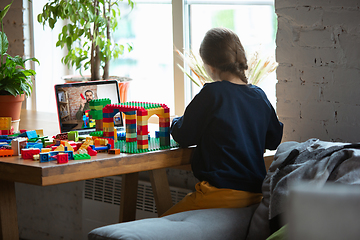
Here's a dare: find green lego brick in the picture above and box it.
[73,153,91,160]
[90,131,103,137]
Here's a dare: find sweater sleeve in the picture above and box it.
[265,109,284,150]
[171,84,215,147]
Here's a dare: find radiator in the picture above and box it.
[82,176,191,239]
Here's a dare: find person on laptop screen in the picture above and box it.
[76,90,95,120]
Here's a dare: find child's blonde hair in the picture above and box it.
[199,27,248,83]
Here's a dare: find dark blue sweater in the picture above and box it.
[171,81,283,193]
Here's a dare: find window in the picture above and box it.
[28,0,276,116]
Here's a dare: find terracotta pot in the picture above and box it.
[0,94,25,120]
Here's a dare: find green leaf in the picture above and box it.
[0,32,9,55]
[0,1,12,22]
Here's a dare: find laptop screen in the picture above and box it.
[54,80,123,134]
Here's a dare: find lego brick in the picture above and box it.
[137,139,148,145]
[73,153,91,160]
[57,153,69,164]
[137,144,148,150]
[159,121,170,128]
[159,127,170,134]
[160,137,170,147]
[0,117,11,130]
[40,153,50,162]
[102,122,113,128]
[137,134,148,141]
[137,115,150,122]
[21,148,41,160]
[102,117,113,123]
[103,131,114,137]
[68,131,79,141]
[87,146,97,156]
[137,125,148,135]
[126,138,137,142]
[159,117,170,123]
[108,149,120,154]
[26,130,38,139]
[124,113,136,120]
[0,149,14,157]
[125,119,136,125]
[126,132,137,139]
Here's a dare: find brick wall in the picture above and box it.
[0,0,24,57]
[275,0,360,142]
[61,86,98,120]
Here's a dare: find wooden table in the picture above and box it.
[0,110,193,240]
[0,110,274,240]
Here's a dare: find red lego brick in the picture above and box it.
[125,119,136,125]
[159,121,170,128]
[21,148,40,160]
[137,139,148,145]
[137,125,148,135]
[87,146,98,156]
[57,153,69,164]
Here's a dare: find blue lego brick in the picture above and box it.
[26,130,38,139]
[64,151,74,160]
[26,142,43,149]
[103,112,117,118]
[40,153,49,163]
[124,111,136,115]
[126,123,136,130]
[159,127,170,133]
[158,131,170,137]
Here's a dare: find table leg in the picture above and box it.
[149,169,173,217]
[119,173,139,223]
[0,180,19,240]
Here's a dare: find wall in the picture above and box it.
[0,0,23,57]
[276,0,360,143]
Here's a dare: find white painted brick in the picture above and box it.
[298,28,334,47]
[300,101,337,121]
[276,65,299,81]
[323,7,360,27]
[277,81,322,102]
[297,66,334,85]
[332,68,360,85]
[334,104,360,126]
[338,33,360,69]
[326,123,360,143]
[276,7,323,27]
[321,83,360,104]
[277,99,301,118]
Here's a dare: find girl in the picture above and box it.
[162,27,283,216]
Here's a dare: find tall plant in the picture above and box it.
[37,0,135,81]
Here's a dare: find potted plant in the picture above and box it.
[0,2,39,124]
[37,0,135,82]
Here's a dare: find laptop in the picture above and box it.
[54,80,124,135]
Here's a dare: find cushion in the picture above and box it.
[88,204,258,240]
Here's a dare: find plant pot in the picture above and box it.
[0,94,25,120]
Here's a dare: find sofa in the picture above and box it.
[88,139,360,240]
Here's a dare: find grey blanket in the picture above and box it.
[269,139,360,224]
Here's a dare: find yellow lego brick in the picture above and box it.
[137,120,148,126]
[137,144,148,150]
[137,135,148,140]
[35,129,44,137]
[148,108,166,117]
[125,114,137,120]
[103,126,114,133]
[103,122,113,128]
[0,117,12,130]
[126,132,137,138]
